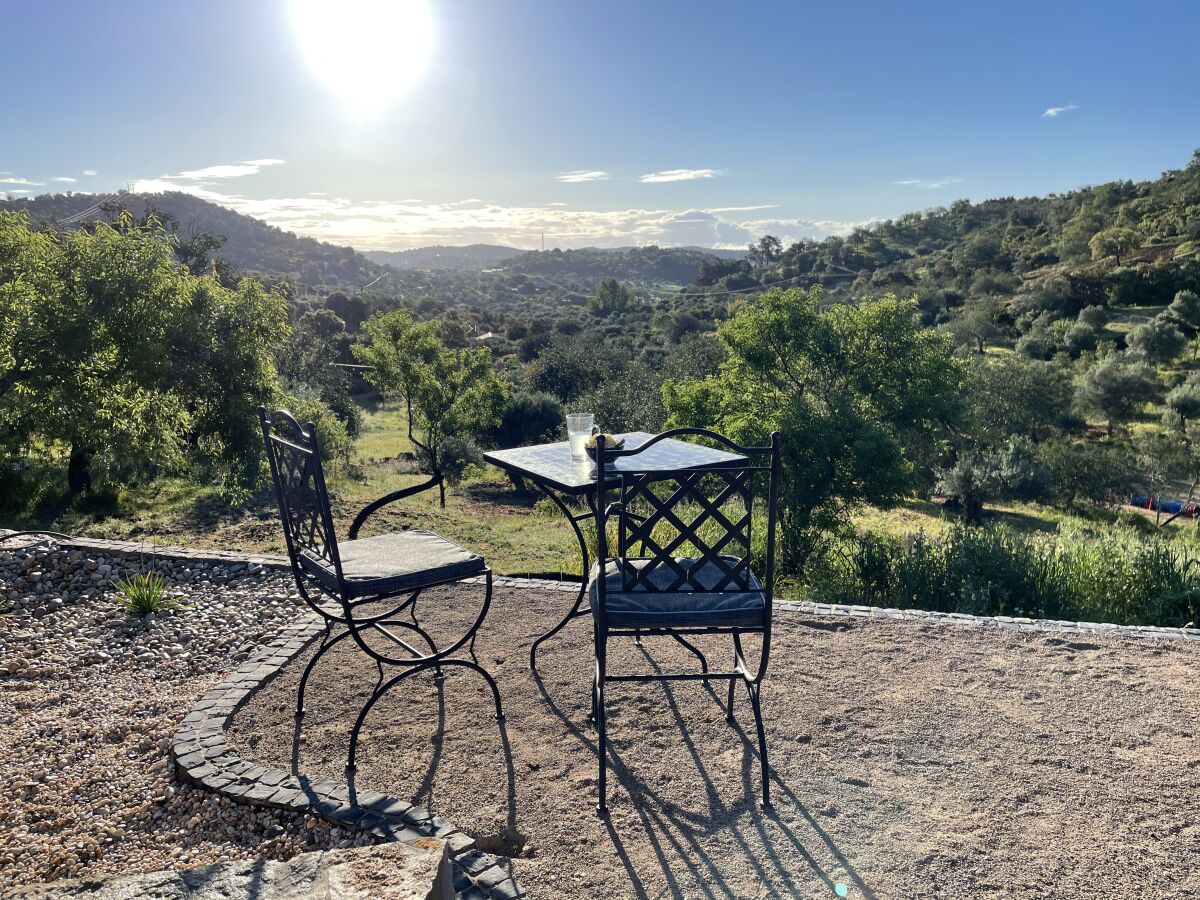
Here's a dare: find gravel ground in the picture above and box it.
[228,581,1200,900]
[0,542,377,889]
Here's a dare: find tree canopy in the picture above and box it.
[664,287,963,568]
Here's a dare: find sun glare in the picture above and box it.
[289,0,433,111]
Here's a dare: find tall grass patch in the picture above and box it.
[809,524,1200,627]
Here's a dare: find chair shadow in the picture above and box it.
[289,653,519,851]
[533,639,878,900]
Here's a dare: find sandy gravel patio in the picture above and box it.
[228,581,1200,899]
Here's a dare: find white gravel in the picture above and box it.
[0,541,377,887]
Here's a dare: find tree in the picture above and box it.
[354,309,507,506]
[1076,354,1161,435]
[663,288,963,569]
[966,356,1078,443]
[747,235,783,270]
[0,211,288,494]
[943,295,1005,353]
[936,439,1049,525]
[1167,290,1200,337]
[1125,314,1187,363]
[1061,321,1099,357]
[1089,226,1140,266]
[1166,374,1200,427]
[588,278,635,317]
[526,335,621,402]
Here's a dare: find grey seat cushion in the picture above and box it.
[300,530,485,598]
[587,557,766,628]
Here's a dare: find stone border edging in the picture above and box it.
[10,529,1199,643]
[169,613,525,900]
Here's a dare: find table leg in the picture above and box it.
[529,480,595,672]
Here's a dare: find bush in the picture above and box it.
[809,525,1200,626]
[483,391,563,448]
[416,435,482,486]
[114,571,178,616]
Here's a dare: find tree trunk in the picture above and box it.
[438,479,446,508]
[67,445,93,495]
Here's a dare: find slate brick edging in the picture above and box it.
[169,614,524,900]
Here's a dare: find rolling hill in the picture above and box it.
[0,191,388,290]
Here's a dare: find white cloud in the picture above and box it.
[168,159,287,180]
[0,177,44,186]
[129,176,862,250]
[82,169,97,176]
[556,170,609,183]
[1042,104,1079,118]
[5,189,32,195]
[639,168,719,184]
[892,176,964,190]
[51,176,77,183]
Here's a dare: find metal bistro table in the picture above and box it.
[482,431,747,671]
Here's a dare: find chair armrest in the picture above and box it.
[348,474,443,540]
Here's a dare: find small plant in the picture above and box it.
[114,571,177,616]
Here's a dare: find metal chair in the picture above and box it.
[258,407,503,777]
[589,428,781,815]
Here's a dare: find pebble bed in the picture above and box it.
[0,542,379,888]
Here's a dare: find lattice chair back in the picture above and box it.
[594,428,780,607]
[258,407,344,589]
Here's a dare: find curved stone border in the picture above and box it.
[169,613,524,900]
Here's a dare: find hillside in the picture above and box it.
[694,150,1200,317]
[364,244,520,270]
[504,245,728,284]
[0,191,388,290]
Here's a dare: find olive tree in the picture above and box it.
[1075,354,1161,435]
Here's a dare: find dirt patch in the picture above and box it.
[227,583,1200,899]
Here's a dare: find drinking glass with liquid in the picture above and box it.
[566,413,598,459]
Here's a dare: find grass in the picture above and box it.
[0,400,578,576]
[10,394,1200,602]
[350,394,414,463]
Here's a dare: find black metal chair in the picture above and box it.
[589,428,781,815]
[258,407,503,777]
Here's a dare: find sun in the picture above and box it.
[289,0,433,111]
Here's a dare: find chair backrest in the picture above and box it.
[593,428,781,607]
[258,406,343,585]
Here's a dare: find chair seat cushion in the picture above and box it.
[587,557,766,628]
[300,530,485,598]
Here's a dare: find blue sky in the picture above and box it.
[3,0,1199,250]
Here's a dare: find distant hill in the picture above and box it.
[0,191,388,290]
[503,245,728,284]
[364,244,520,271]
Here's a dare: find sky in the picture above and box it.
[3,0,1200,251]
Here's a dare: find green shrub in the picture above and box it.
[809,524,1200,627]
[114,571,178,616]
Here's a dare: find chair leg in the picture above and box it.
[408,592,444,681]
[726,670,737,723]
[745,678,770,808]
[595,630,609,817]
